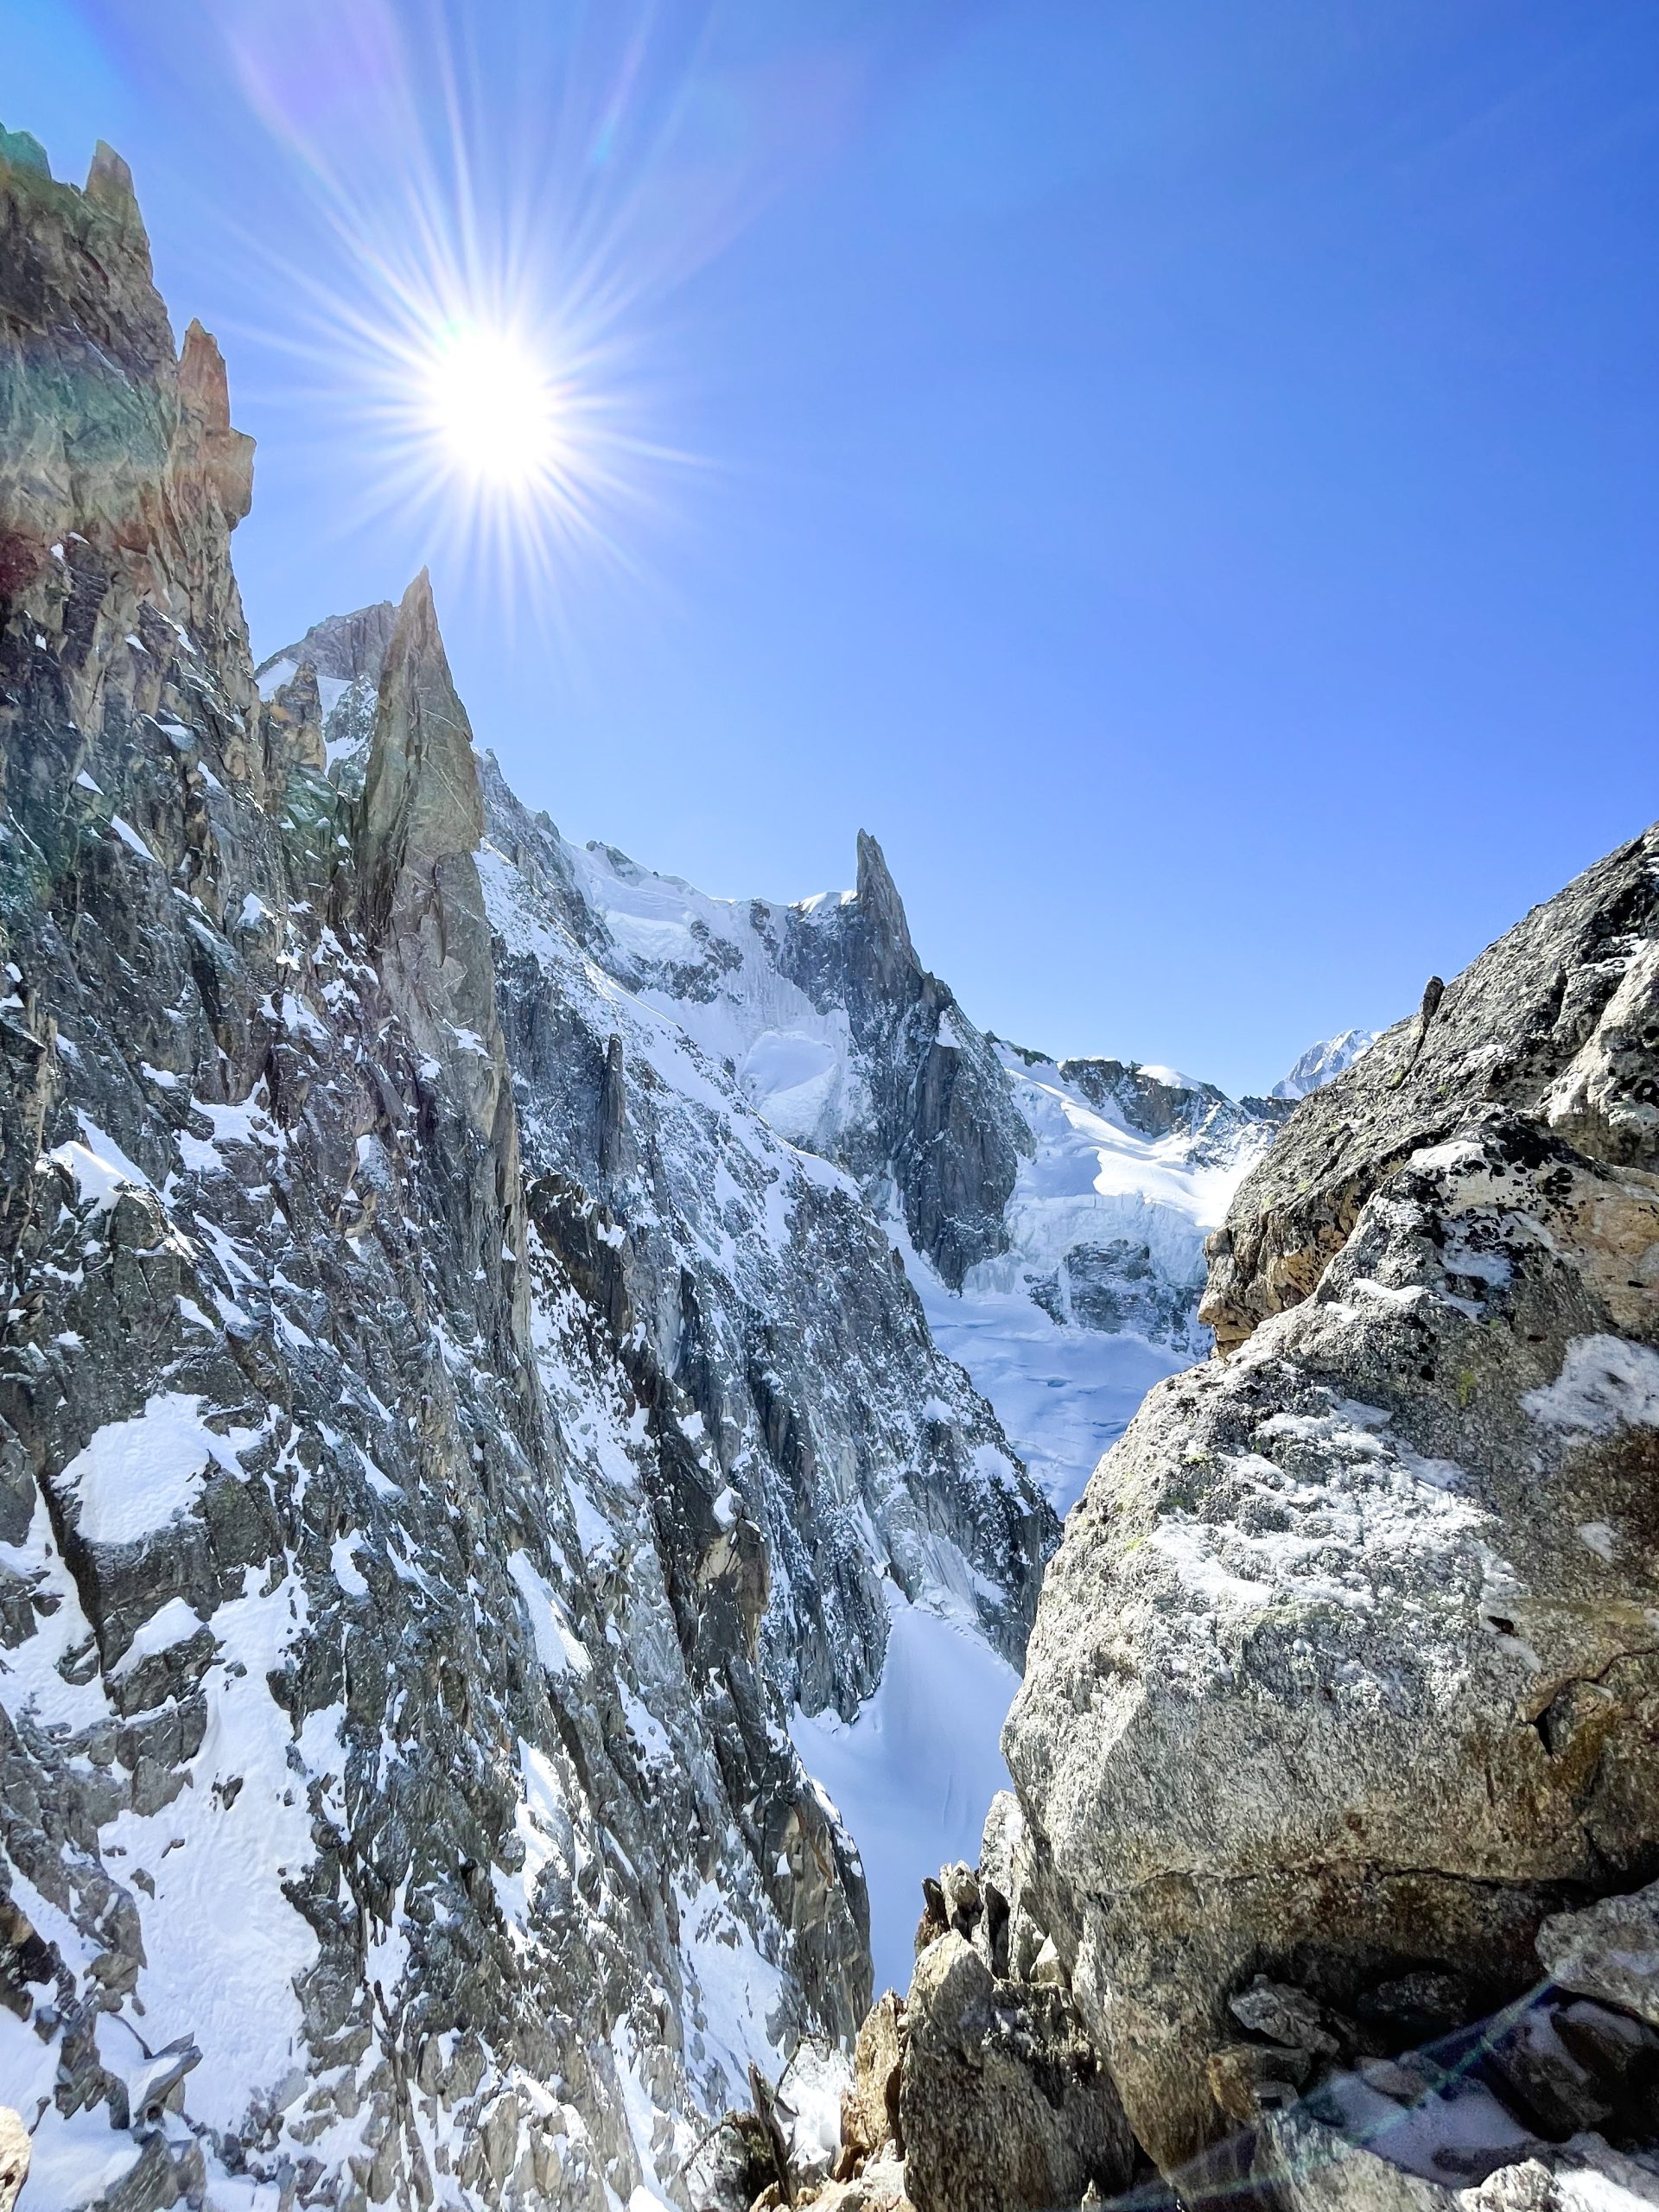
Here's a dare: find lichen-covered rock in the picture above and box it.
[913,1791,1659,2212]
[1004,821,1659,2174]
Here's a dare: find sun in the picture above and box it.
[270,145,688,614]
[422,323,560,490]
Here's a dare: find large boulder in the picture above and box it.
[1003,822,1659,2172]
[1258,2107,1659,2212]
[1536,1881,1659,2029]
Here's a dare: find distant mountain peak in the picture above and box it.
[1271,1026,1377,1100]
[256,599,397,691]
[853,827,917,976]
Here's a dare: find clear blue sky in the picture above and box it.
[8,1,1656,1095]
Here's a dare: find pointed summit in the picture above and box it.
[354,570,512,1171]
[179,318,254,522]
[84,141,149,256]
[855,829,916,982]
[179,320,232,430]
[86,140,135,205]
[357,570,483,944]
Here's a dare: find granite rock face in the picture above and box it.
[255,604,396,786]
[897,1928,1132,2212]
[770,830,1029,1291]
[1004,821,1659,2174]
[1536,1880,1659,2031]
[0,138,1054,2208]
[857,1794,1659,2212]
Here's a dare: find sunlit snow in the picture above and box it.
[791,1587,1020,1996]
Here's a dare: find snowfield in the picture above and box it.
[791,1588,1021,1996]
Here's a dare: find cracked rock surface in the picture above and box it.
[1004,821,1659,2172]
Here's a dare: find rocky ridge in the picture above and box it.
[0,136,1055,2209]
[452,805,1287,1507]
[977,822,1659,2196]
[727,827,1659,2212]
[252,599,1294,1507]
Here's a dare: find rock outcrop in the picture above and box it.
[745,1833,1135,2212]
[0,134,1055,2208]
[1537,1879,1659,2031]
[255,604,394,787]
[1200,835,1659,1352]
[810,1798,1659,2212]
[0,2110,27,2212]
[0,135,256,785]
[897,1929,1132,2212]
[1000,820,1659,2178]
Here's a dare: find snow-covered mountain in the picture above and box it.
[0,145,1058,2209]
[260,617,1288,1977]
[450,784,1286,1512]
[1271,1025,1377,1099]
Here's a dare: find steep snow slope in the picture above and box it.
[789,1593,1018,1997]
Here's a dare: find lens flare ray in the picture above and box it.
[198,0,753,646]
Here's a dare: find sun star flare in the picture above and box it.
[422,322,561,489]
